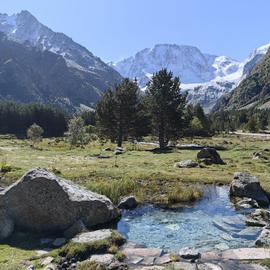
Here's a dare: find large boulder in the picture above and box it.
[0,168,120,239]
[229,172,269,207]
[197,148,225,165]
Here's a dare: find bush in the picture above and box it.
[68,117,88,146]
[27,123,44,142]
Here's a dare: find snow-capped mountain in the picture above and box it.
[0,10,121,81]
[0,10,122,111]
[110,43,270,112]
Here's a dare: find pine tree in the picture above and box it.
[145,69,187,149]
[96,78,144,147]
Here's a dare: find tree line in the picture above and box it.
[2,68,266,146]
[0,102,67,137]
[211,109,270,133]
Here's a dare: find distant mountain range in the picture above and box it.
[0,10,269,113]
[0,10,122,111]
[110,43,270,112]
[213,46,270,112]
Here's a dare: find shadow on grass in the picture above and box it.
[148,147,174,154]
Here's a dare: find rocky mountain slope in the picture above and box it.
[0,11,122,110]
[213,47,270,111]
[111,43,270,112]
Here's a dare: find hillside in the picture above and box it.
[0,34,118,111]
[0,11,122,111]
[213,48,270,112]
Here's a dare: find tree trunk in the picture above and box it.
[158,124,166,149]
[117,125,123,147]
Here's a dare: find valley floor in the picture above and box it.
[1,133,270,269]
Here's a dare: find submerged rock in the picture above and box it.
[246,209,270,227]
[255,227,270,247]
[118,196,138,210]
[174,160,198,168]
[0,168,120,239]
[197,148,225,165]
[229,172,269,207]
[234,197,259,209]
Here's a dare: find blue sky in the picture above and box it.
[1,0,270,62]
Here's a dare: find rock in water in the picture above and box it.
[197,148,225,165]
[0,168,120,239]
[229,172,269,207]
[118,196,138,210]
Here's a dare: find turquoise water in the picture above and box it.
[117,186,262,252]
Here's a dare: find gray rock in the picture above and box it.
[235,197,259,209]
[43,264,57,270]
[179,247,201,260]
[41,256,54,266]
[118,196,138,210]
[176,144,204,150]
[246,209,270,227]
[174,160,198,168]
[71,229,113,244]
[89,254,114,265]
[114,147,125,155]
[229,172,269,207]
[255,227,270,247]
[0,209,14,240]
[197,148,225,165]
[63,220,87,239]
[173,262,197,270]
[0,168,119,236]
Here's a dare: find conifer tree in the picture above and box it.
[96,78,143,147]
[145,69,187,149]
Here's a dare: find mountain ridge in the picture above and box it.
[0,10,122,111]
[110,43,270,112]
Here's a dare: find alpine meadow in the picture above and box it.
[1,2,270,270]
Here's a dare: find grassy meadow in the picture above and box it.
[0,133,270,268]
[0,133,270,203]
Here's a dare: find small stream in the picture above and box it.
[117,186,262,252]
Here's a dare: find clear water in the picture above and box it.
[117,186,262,252]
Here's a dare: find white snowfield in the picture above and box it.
[111,43,270,112]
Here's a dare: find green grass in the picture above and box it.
[168,185,203,204]
[51,231,125,263]
[1,134,270,268]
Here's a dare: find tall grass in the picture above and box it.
[86,178,138,204]
[168,185,203,204]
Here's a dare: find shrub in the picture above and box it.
[27,123,44,142]
[68,117,88,146]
